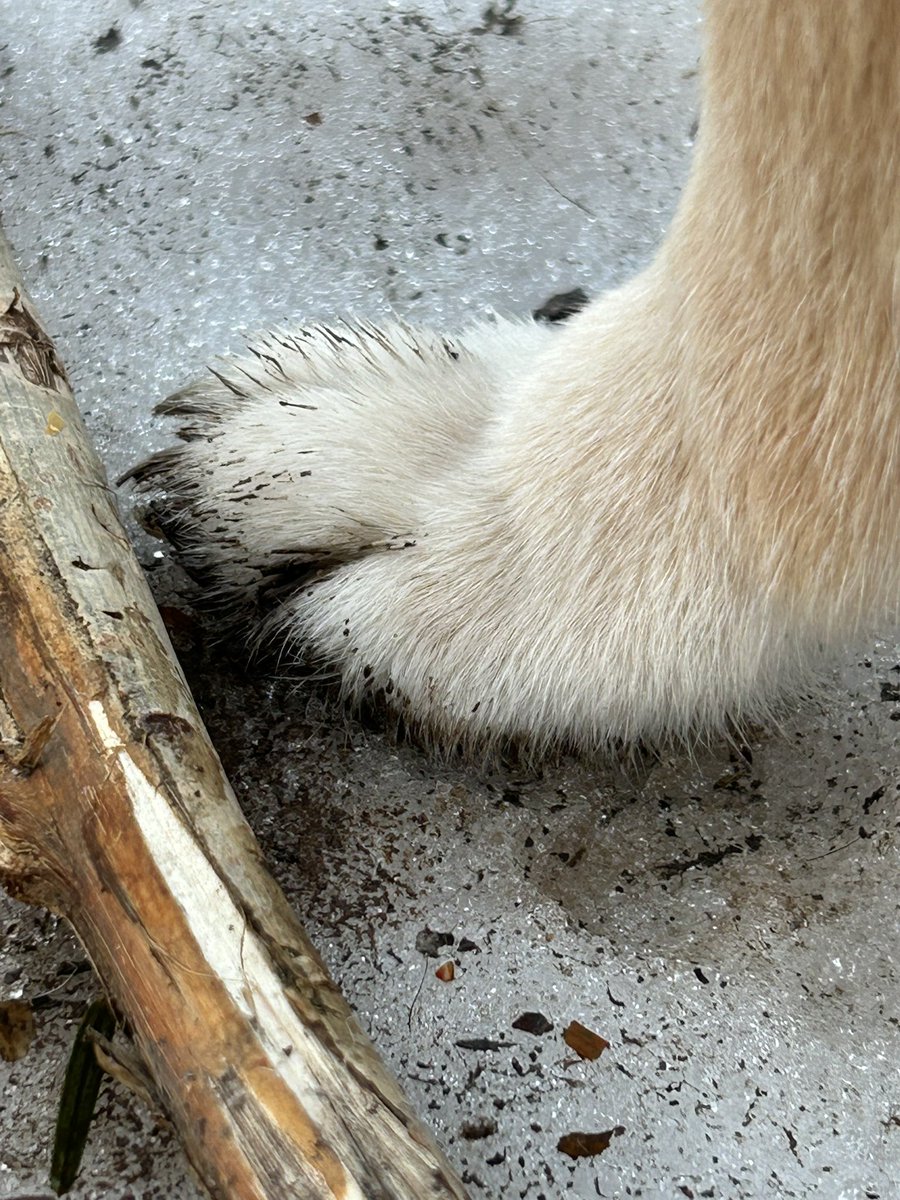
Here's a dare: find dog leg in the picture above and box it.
[129,1,899,754]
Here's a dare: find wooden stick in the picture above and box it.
[0,229,467,1200]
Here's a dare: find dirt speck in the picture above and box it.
[461,1117,497,1140]
[512,1011,554,1036]
[93,27,122,54]
[533,288,589,324]
[557,1126,624,1159]
[415,927,453,957]
[474,1,524,38]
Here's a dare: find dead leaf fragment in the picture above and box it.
[557,1126,625,1159]
[563,1019,609,1061]
[0,999,36,1061]
[512,1011,554,1036]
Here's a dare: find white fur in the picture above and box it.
[129,1,900,756]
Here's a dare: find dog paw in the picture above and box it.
[125,317,551,629]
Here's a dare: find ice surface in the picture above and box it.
[0,3,898,1199]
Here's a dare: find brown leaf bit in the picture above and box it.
[435,961,455,982]
[563,1019,609,1061]
[0,999,36,1062]
[557,1126,625,1159]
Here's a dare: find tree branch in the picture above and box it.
[0,228,466,1200]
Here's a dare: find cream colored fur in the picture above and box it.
[130,0,899,755]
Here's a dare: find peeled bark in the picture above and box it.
[0,229,467,1200]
